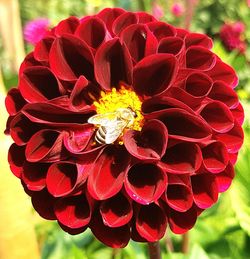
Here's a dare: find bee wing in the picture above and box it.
[105,120,127,144]
[88,112,118,126]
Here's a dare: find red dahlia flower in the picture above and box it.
[5,8,244,248]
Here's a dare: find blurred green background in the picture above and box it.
[0,0,250,258]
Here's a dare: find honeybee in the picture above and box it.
[88,108,136,144]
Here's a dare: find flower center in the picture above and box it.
[93,86,144,132]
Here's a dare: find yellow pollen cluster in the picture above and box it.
[93,86,144,131]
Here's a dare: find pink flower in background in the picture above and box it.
[247,0,250,7]
[171,3,185,17]
[152,3,164,20]
[24,18,50,45]
[220,22,246,53]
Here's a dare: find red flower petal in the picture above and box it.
[22,162,49,191]
[8,143,25,178]
[47,162,89,197]
[198,100,234,133]
[158,108,212,142]
[120,24,158,62]
[231,102,244,126]
[54,16,80,37]
[54,194,91,228]
[75,17,108,49]
[191,173,218,209]
[19,66,63,102]
[185,33,213,49]
[208,80,239,109]
[215,120,244,153]
[100,192,133,227]
[87,146,130,200]
[164,174,193,212]
[215,162,235,192]
[31,189,56,220]
[135,203,167,242]
[161,142,202,174]
[59,223,87,235]
[186,46,216,70]
[148,22,176,40]
[207,58,238,88]
[63,124,94,153]
[137,12,156,23]
[94,38,133,91]
[34,36,55,62]
[49,34,94,81]
[168,205,197,234]
[25,129,65,162]
[19,52,42,75]
[158,36,184,56]
[5,88,26,116]
[112,12,138,36]
[90,212,130,248]
[125,163,167,205]
[70,76,100,110]
[22,102,95,128]
[133,54,177,96]
[124,119,168,161]
[97,8,125,35]
[202,141,229,173]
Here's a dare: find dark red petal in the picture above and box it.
[19,52,42,75]
[22,102,95,128]
[59,223,87,235]
[215,162,235,192]
[49,34,94,81]
[207,58,238,88]
[161,143,202,174]
[168,205,197,234]
[46,162,89,197]
[5,88,26,116]
[75,17,107,49]
[185,33,213,49]
[198,101,234,133]
[31,189,56,220]
[120,24,158,62]
[112,12,138,35]
[165,174,193,212]
[54,16,80,36]
[63,124,94,153]
[54,194,91,228]
[100,192,133,227]
[34,36,55,62]
[97,8,125,35]
[147,22,176,40]
[124,119,168,161]
[231,102,244,126]
[25,129,65,162]
[202,141,229,173]
[8,143,25,178]
[133,54,177,96]
[191,173,218,209]
[184,72,213,97]
[208,81,239,109]
[158,36,184,56]
[70,76,100,110]
[125,163,167,204]
[141,96,194,118]
[158,108,212,142]
[186,46,216,70]
[136,203,167,242]
[176,28,189,38]
[215,120,244,153]
[136,12,156,23]
[22,162,49,191]
[87,145,130,200]
[90,212,130,248]
[19,66,63,102]
[94,38,133,91]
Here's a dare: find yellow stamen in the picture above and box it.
[94,86,144,132]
